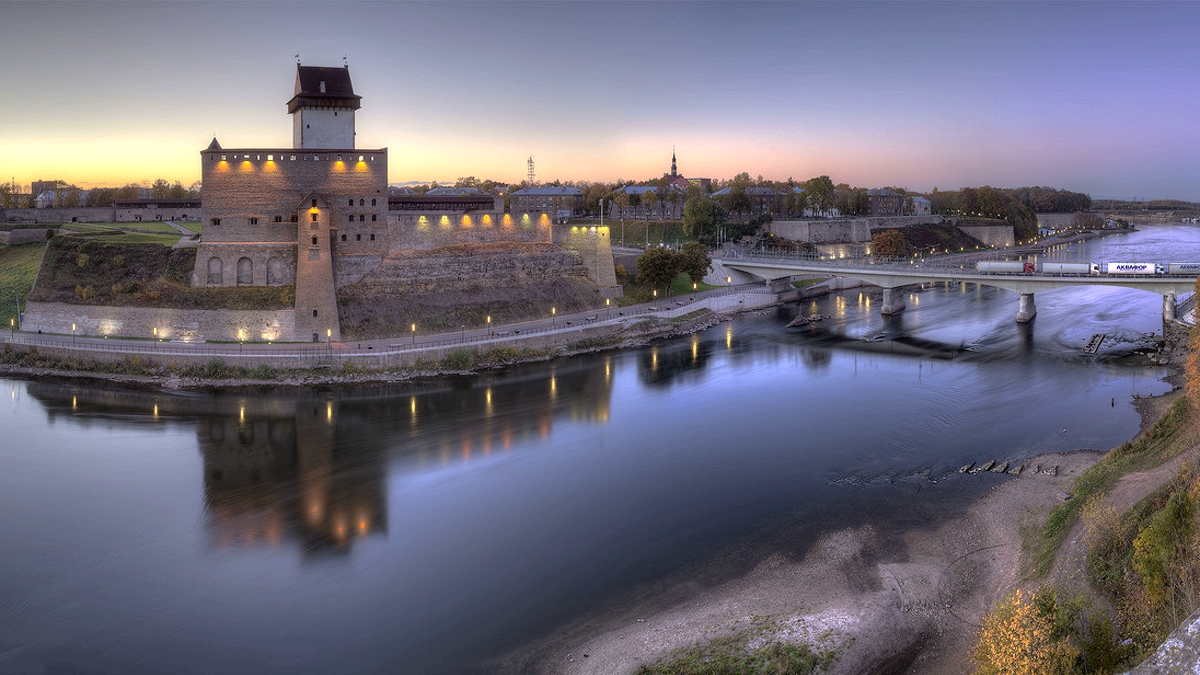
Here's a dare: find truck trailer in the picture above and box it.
[1166,262,1200,275]
[1106,262,1163,275]
[1040,262,1100,275]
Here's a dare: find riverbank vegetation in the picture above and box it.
[979,284,1200,673]
[27,238,293,310]
[633,616,841,675]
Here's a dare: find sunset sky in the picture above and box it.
[2,1,1198,200]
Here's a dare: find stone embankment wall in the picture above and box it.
[770,216,945,243]
[21,301,297,342]
[956,225,1014,248]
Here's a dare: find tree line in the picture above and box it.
[0,179,201,209]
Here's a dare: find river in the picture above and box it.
[0,224,1196,674]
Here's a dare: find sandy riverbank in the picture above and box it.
[497,324,1193,674]
[497,451,1101,675]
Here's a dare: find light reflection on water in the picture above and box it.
[0,225,1193,674]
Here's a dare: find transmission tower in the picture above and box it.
[527,155,535,186]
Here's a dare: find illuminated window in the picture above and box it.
[267,155,273,161]
[220,154,226,161]
[311,236,317,245]
[249,217,258,225]
[336,154,343,161]
[210,218,221,226]
[290,155,296,161]
[319,81,325,93]
[358,155,364,161]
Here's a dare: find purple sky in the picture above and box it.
[2,1,1198,200]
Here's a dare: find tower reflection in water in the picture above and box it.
[27,354,617,557]
[198,397,386,554]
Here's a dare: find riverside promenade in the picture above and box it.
[0,285,779,370]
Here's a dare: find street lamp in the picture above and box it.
[486,315,492,336]
[551,306,556,327]
[411,323,416,345]
[692,281,697,300]
[72,322,76,346]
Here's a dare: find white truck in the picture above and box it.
[1106,262,1163,275]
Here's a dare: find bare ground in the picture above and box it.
[494,453,1100,675]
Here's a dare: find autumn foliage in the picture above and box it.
[971,589,1080,675]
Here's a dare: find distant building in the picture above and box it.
[711,186,786,220]
[909,195,931,216]
[509,186,583,221]
[867,189,906,217]
[608,185,684,220]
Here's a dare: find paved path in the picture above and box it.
[1,285,778,360]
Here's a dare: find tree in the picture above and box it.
[679,241,711,285]
[871,230,906,257]
[681,197,726,241]
[803,176,835,217]
[641,189,658,218]
[636,247,682,295]
[150,178,172,199]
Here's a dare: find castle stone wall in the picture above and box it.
[388,212,551,251]
[114,208,198,222]
[0,228,57,245]
[553,224,622,298]
[771,216,945,243]
[199,148,388,259]
[334,253,384,287]
[190,243,297,288]
[1,207,116,224]
[21,301,297,343]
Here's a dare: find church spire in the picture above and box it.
[671,146,677,177]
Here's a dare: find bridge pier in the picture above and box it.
[1016,293,1037,323]
[881,287,906,315]
[1163,292,1177,322]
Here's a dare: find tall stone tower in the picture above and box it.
[289,65,361,149]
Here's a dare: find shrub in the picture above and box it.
[971,589,1080,675]
[445,347,476,370]
[45,229,54,241]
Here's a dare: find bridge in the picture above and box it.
[717,252,1198,323]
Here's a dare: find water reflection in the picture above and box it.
[26,357,616,560]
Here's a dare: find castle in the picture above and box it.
[19,64,615,343]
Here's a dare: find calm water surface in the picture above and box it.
[1,225,1196,674]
